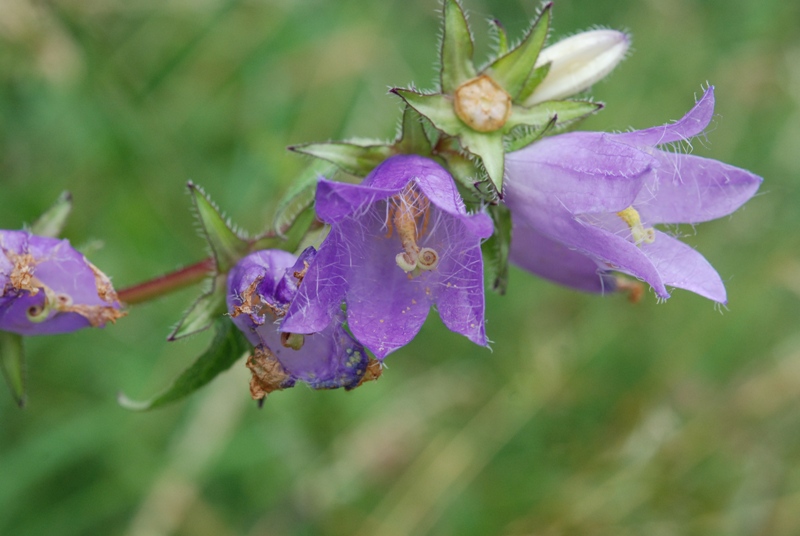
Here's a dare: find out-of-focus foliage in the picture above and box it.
[1,0,799,534]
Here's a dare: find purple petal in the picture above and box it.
[611,87,716,147]
[228,249,369,390]
[640,230,727,303]
[315,179,396,224]
[1,230,121,335]
[280,237,347,335]
[510,220,617,293]
[533,213,670,299]
[432,234,487,345]
[326,217,432,359]
[505,132,656,215]
[634,151,763,224]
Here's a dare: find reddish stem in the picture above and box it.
[118,258,215,305]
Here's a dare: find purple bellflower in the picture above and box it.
[504,87,762,303]
[227,248,379,400]
[0,230,123,335]
[281,155,494,359]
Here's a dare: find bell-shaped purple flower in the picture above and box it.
[504,87,762,303]
[227,248,377,399]
[281,155,494,359]
[1,230,123,335]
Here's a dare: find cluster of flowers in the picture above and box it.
[1,4,762,405]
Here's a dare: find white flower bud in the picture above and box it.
[525,30,630,105]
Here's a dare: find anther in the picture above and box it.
[616,206,656,246]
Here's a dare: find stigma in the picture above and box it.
[385,185,440,275]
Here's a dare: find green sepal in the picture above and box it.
[289,142,392,177]
[272,161,333,238]
[489,19,509,57]
[119,318,250,411]
[438,144,481,193]
[167,273,227,341]
[517,62,551,103]
[488,3,551,100]
[30,191,72,238]
[458,130,505,193]
[394,106,435,157]
[481,204,513,295]
[505,116,557,153]
[0,332,25,407]
[256,204,317,254]
[440,0,476,93]
[505,100,603,133]
[188,182,250,274]
[391,89,464,135]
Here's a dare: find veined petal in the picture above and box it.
[425,213,487,346]
[535,213,670,299]
[640,230,727,303]
[612,87,716,147]
[510,220,616,293]
[505,132,655,214]
[634,151,763,224]
[281,233,348,335]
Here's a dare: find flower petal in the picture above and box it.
[612,87,716,147]
[532,212,670,299]
[426,215,487,346]
[634,151,763,224]
[281,233,348,335]
[505,132,655,214]
[335,217,432,359]
[640,230,727,303]
[510,219,616,293]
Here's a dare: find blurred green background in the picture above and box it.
[1,0,799,534]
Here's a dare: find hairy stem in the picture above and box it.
[118,258,215,305]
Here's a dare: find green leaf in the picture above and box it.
[188,182,249,273]
[290,142,392,177]
[440,0,476,93]
[272,161,333,238]
[458,130,506,193]
[488,3,551,100]
[392,89,464,136]
[30,191,72,238]
[167,273,227,341]
[0,332,25,407]
[505,100,602,132]
[489,19,509,57]
[119,318,250,411]
[517,62,551,103]
[394,106,434,156]
[481,204,512,295]
[504,116,556,153]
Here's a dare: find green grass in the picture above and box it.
[2,0,799,534]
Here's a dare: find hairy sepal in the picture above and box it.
[30,191,72,238]
[188,182,249,274]
[167,273,227,341]
[289,142,392,177]
[481,204,512,294]
[488,3,552,100]
[440,0,476,93]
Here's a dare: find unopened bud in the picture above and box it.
[525,30,630,105]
